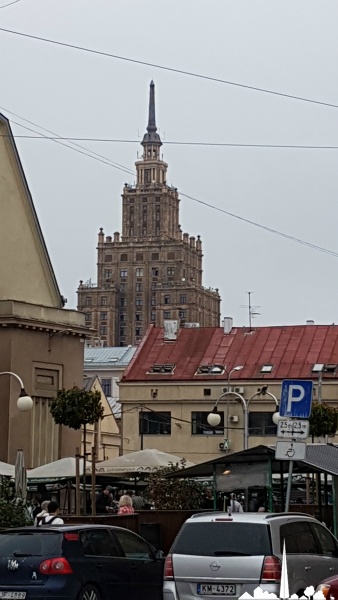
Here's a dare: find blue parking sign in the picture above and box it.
[279,380,313,418]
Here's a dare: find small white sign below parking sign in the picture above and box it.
[275,441,307,461]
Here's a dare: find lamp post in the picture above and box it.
[207,365,247,450]
[0,371,33,411]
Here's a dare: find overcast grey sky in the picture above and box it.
[2,0,338,327]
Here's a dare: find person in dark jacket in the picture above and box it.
[95,485,115,513]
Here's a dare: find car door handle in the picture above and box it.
[305,566,311,571]
[329,567,334,572]
[95,564,103,569]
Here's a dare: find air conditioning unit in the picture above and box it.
[222,386,233,393]
[219,439,231,451]
[234,386,245,394]
[228,415,239,423]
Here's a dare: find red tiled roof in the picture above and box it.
[121,324,338,382]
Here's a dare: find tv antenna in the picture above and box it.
[240,291,260,330]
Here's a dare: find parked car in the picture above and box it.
[317,574,338,599]
[163,512,338,600]
[0,524,164,600]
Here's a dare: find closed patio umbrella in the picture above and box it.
[15,449,27,499]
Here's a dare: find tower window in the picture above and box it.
[164,295,170,304]
[121,253,128,262]
[101,297,107,306]
[136,268,143,277]
[136,298,143,306]
[136,253,143,261]
[180,294,187,303]
[104,269,112,279]
[163,311,171,319]
[104,254,112,262]
[152,268,159,277]
[167,267,175,276]
[100,312,107,320]
[136,283,143,292]
[152,253,159,260]
[85,297,92,306]
[120,269,128,277]
[145,169,151,183]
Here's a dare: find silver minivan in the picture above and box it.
[163,512,338,600]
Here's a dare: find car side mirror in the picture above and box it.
[155,549,165,559]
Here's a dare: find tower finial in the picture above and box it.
[147,80,157,133]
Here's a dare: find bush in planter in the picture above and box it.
[145,461,205,510]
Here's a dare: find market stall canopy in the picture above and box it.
[27,457,89,480]
[96,449,195,474]
[0,461,15,477]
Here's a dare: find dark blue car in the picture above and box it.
[0,524,164,600]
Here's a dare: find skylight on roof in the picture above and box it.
[261,365,273,373]
[148,364,175,374]
[312,364,325,372]
[196,365,225,375]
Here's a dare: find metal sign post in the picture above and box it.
[276,380,313,511]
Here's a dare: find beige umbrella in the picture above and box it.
[0,461,15,477]
[15,449,27,499]
[28,457,89,480]
[96,449,195,474]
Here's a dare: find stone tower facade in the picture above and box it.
[77,82,221,346]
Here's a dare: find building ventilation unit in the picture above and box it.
[228,415,239,423]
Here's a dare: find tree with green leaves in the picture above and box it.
[309,401,338,440]
[50,386,104,513]
[145,461,205,510]
[0,478,32,528]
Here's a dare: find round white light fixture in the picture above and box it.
[272,411,281,425]
[207,410,221,428]
[17,390,33,412]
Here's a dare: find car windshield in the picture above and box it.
[0,531,63,557]
[171,522,271,556]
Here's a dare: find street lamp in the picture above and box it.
[0,372,33,411]
[207,365,246,449]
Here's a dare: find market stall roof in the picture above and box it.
[28,457,89,480]
[96,448,195,475]
[169,444,338,478]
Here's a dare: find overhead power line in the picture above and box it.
[2,134,338,150]
[2,106,338,259]
[0,0,22,8]
[0,26,338,109]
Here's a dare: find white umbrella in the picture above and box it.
[15,449,27,499]
[0,461,15,477]
[96,449,195,474]
[28,457,89,480]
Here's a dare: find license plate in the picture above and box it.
[197,584,236,596]
[0,593,26,599]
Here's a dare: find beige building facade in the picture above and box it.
[0,112,90,467]
[82,376,121,462]
[77,82,220,347]
[119,323,338,463]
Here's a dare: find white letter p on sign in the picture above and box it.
[287,385,305,413]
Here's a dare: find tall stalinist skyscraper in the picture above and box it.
[77,82,220,346]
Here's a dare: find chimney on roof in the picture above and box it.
[306,320,315,325]
[222,317,233,334]
[164,319,179,341]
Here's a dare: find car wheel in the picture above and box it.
[78,584,101,600]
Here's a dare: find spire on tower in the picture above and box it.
[142,81,162,147]
[147,80,157,132]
